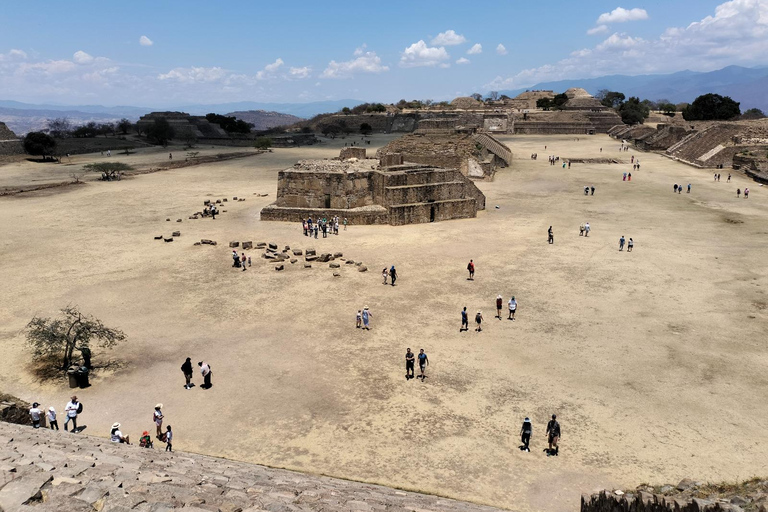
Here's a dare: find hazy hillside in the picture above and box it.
[227,110,304,130]
[499,65,768,113]
[0,107,131,135]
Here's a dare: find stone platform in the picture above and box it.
[0,421,506,511]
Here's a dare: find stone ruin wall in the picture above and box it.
[582,490,745,512]
[0,122,23,156]
[273,169,379,210]
[339,147,366,160]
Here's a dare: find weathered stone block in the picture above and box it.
[333,252,343,258]
[242,242,253,250]
[275,265,284,271]
[172,231,181,237]
[268,243,277,250]
[292,249,302,256]
[229,242,239,248]
[329,263,340,268]
[306,248,316,256]
[358,266,368,272]
[305,255,318,262]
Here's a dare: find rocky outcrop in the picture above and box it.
[0,421,504,511]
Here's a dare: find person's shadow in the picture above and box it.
[74,425,87,433]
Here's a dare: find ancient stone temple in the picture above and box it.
[260,149,486,225]
[0,122,23,156]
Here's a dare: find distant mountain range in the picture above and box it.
[499,65,768,113]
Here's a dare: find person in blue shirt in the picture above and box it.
[460,307,468,332]
[417,349,429,380]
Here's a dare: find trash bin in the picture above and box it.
[76,366,90,388]
[67,366,78,388]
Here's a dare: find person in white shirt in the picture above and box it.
[584,223,590,237]
[64,396,80,432]
[164,425,173,452]
[29,402,42,428]
[508,296,518,321]
[47,407,58,430]
[199,361,212,389]
[110,422,130,444]
[154,404,164,437]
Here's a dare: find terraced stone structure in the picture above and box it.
[260,150,486,225]
[0,122,23,157]
[0,421,504,511]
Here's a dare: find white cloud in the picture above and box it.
[399,40,450,68]
[158,66,227,83]
[18,60,77,74]
[587,25,609,35]
[264,58,284,72]
[496,44,508,55]
[456,57,470,65]
[139,35,153,46]
[431,30,467,46]
[467,43,482,55]
[0,49,27,61]
[321,47,389,78]
[597,7,649,24]
[289,66,311,79]
[486,0,768,91]
[73,51,94,65]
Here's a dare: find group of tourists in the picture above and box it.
[547,156,560,165]
[737,187,750,198]
[302,216,346,238]
[355,307,373,330]
[622,172,632,181]
[381,265,398,285]
[232,250,251,270]
[583,185,595,195]
[109,403,173,452]
[180,357,213,390]
[618,235,634,252]
[519,414,561,456]
[28,395,81,432]
[202,204,219,219]
[404,348,429,381]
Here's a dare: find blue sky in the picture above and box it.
[0,0,766,106]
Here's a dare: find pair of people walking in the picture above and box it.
[356,306,372,330]
[382,265,397,286]
[619,236,634,252]
[518,414,561,456]
[405,348,428,381]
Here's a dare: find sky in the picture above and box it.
[0,0,767,107]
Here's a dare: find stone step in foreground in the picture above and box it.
[0,421,507,512]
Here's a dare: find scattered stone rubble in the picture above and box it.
[0,421,505,511]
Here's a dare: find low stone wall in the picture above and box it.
[340,147,366,159]
[389,198,477,225]
[273,169,377,209]
[260,204,389,224]
[582,490,744,512]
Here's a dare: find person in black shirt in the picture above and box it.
[520,417,532,452]
[546,414,561,456]
[405,348,415,380]
[181,357,194,389]
[548,226,554,244]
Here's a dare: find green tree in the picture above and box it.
[341,107,351,115]
[26,305,126,371]
[204,113,252,134]
[145,118,175,146]
[682,93,741,121]
[254,137,272,150]
[23,132,57,160]
[46,117,72,138]
[657,102,677,115]
[741,108,765,120]
[619,96,650,124]
[83,161,133,180]
[470,93,483,101]
[599,91,626,109]
[360,122,372,135]
[117,118,133,135]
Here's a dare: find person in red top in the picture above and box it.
[467,260,475,280]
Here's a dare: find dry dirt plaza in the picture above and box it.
[1,134,767,512]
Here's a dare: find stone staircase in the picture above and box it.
[473,134,513,166]
[0,421,505,512]
[664,124,742,167]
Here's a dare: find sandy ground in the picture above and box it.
[1,133,767,512]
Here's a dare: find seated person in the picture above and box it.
[139,431,153,448]
[110,422,130,444]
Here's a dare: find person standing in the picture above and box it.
[548,226,554,244]
[302,219,308,236]
[181,357,194,389]
[584,222,590,237]
[241,253,247,271]
[475,310,484,332]
[362,306,372,330]
[687,183,691,193]
[745,187,750,199]
[417,349,429,380]
[467,260,475,280]
[590,186,595,196]
[165,425,173,452]
[154,404,164,437]
[674,184,678,193]
[496,295,503,320]
[199,361,212,389]
[356,310,362,329]
[405,348,415,380]
[389,266,397,286]
[628,238,634,252]
[520,417,532,452]
[737,188,741,198]
[546,414,561,456]
[47,406,58,430]
[508,296,517,321]
[460,307,469,332]
[343,217,348,230]
[619,236,625,251]
[64,396,80,432]
[727,173,731,183]
[29,402,42,429]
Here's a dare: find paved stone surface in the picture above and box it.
[0,422,506,511]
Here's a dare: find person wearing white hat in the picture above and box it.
[110,423,129,444]
[154,404,164,437]
[47,406,58,430]
[520,417,532,452]
[362,306,372,330]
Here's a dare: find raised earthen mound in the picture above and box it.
[450,96,483,109]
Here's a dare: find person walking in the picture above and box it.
[29,402,42,429]
[417,349,429,381]
[467,260,475,280]
[362,306,372,330]
[520,417,532,452]
[475,310,484,332]
[737,188,741,198]
[546,414,561,456]
[619,236,625,251]
[343,217,348,230]
[548,226,554,244]
[64,396,80,432]
[496,295,503,320]
[745,187,750,199]
[405,348,415,380]
[47,406,58,430]
[181,357,194,389]
[727,173,731,183]
[687,183,691,193]
[628,238,634,252]
[584,222,590,237]
[165,425,173,452]
[389,266,397,286]
[241,252,247,271]
[154,404,164,437]
[382,268,388,285]
[590,186,595,196]
[356,310,362,329]
[508,296,517,321]
[199,361,212,389]
[460,307,469,332]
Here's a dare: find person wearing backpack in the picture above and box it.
[64,396,81,432]
[181,357,194,389]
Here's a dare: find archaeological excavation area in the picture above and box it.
[1,131,767,512]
